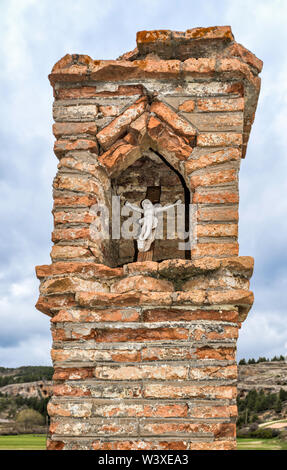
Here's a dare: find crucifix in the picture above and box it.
[124,186,181,262]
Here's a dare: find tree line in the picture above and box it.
[0,366,53,388]
[238,355,286,365]
[0,392,50,419]
[237,388,287,427]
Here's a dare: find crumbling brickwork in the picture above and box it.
[36,26,262,450]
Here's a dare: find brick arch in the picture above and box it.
[96,94,197,189]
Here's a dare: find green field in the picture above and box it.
[0,434,46,450]
[237,438,287,450]
[0,435,287,450]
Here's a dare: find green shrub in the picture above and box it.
[16,409,45,427]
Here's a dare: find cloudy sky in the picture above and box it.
[0,0,286,367]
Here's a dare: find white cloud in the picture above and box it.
[10,277,37,298]
[0,335,52,368]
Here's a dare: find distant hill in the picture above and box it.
[0,366,53,388]
[238,361,287,395]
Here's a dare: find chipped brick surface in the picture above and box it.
[37,26,261,450]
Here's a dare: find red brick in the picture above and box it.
[53,122,98,138]
[193,189,239,204]
[191,242,239,257]
[144,383,236,399]
[35,294,75,316]
[53,174,103,196]
[197,206,238,222]
[190,168,238,189]
[53,367,94,380]
[147,116,194,164]
[56,85,145,99]
[52,227,91,242]
[52,307,139,323]
[197,223,238,238]
[50,245,92,261]
[178,100,195,112]
[111,275,174,293]
[195,346,235,361]
[150,101,197,141]
[197,97,244,112]
[36,262,123,279]
[197,133,242,147]
[65,326,190,343]
[92,440,188,450]
[142,308,238,323]
[185,148,240,173]
[97,96,147,150]
[53,194,99,208]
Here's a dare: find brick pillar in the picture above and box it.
[36,26,262,450]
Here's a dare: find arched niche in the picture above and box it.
[110,148,191,266]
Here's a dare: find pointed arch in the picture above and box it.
[97,95,197,189]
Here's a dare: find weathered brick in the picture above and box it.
[38,25,262,452]
[111,275,174,293]
[54,139,98,156]
[52,227,91,242]
[53,194,99,208]
[97,97,147,150]
[189,441,236,450]
[52,307,139,323]
[188,404,237,419]
[147,116,193,165]
[53,104,98,122]
[142,308,238,323]
[195,346,235,361]
[91,440,188,450]
[48,401,93,418]
[193,189,239,204]
[185,148,240,173]
[178,100,195,112]
[183,112,243,132]
[36,262,123,279]
[53,367,94,381]
[53,174,104,196]
[94,364,188,381]
[190,168,238,188]
[98,140,141,176]
[197,223,238,238]
[50,418,138,436]
[188,364,237,380]
[144,383,236,399]
[59,326,190,343]
[50,246,92,261]
[51,348,141,363]
[141,346,193,362]
[56,84,145,100]
[53,122,98,138]
[197,206,238,222]
[123,261,158,275]
[40,276,107,295]
[35,294,76,316]
[197,97,244,112]
[93,401,188,418]
[197,133,242,147]
[191,242,239,258]
[150,101,197,140]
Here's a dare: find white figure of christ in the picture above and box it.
[124,198,182,252]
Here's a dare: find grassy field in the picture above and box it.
[237,438,287,450]
[0,434,46,450]
[0,435,287,450]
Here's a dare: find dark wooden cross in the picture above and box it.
[136,186,161,262]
